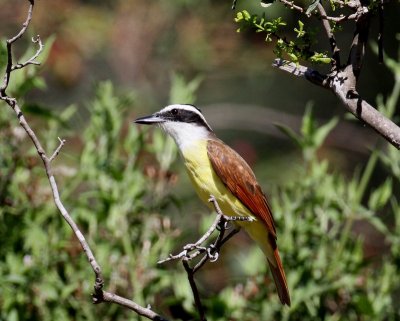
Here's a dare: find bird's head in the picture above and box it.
[134,104,213,149]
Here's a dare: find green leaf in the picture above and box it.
[169,73,203,105]
[368,178,392,211]
[7,309,19,321]
[24,103,69,128]
[301,103,314,138]
[294,20,305,38]
[354,294,375,316]
[313,117,338,147]
[274,123,302,148]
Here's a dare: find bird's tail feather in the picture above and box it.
[268,249,291,306]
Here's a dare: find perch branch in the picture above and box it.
[158,195,250,265]
[0,2,169,320]
[158,195,249,321]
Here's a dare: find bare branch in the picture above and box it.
[0,0,34,94]
[317,3,341,67]
[276,0,357,23]
[347,4,370,79]
[278,0,308,15]
[317,11,358,23]
[183,260,207,321]
[1,2,170,321]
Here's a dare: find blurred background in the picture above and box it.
[1,0,400,320]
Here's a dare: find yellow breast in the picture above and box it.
[180,140,254,220]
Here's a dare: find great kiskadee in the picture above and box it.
[135,104,290,306]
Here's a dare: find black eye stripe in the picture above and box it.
[161,109,212,131]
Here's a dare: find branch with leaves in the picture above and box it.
[233,0,400,149]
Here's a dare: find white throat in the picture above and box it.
[160,121,211,150]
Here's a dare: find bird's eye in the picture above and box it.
[171,108,178,115]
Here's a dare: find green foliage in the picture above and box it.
[1,29,400,321]
[234,9,331,64]
[235,10,286,42]
[276,103,338,162]
[0,45,188,319]
[169,72,203,105]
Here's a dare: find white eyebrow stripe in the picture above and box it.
[159,104,212,130]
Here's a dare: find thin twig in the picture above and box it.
[318,12,358,23]
[0,2,169,320]
[183,260,207,321]
[49,137,66,162]
[0,0,34,94]
[277,0,357,22]
[347,3,370,78]
[278,0,307,15]
[231,0,238,10]
[317,3,341,67]
[100,291,169,321]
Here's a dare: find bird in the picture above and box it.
[134,104,290,306]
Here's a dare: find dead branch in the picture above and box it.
[0,1,168,320]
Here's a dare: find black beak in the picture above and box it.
[134,113,165,125]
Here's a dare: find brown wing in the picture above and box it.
[207,139,276,239]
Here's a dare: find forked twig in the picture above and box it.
[11,35,44,71]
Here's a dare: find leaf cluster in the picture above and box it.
[234,9,331,64]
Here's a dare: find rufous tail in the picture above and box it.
[268,248,291,306]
